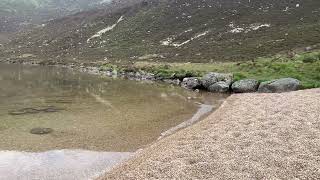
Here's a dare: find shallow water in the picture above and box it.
[0,63,227,179]
[0,150,132,180]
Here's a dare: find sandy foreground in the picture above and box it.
[99,88,320,179]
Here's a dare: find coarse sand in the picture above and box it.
[99,88,320,179]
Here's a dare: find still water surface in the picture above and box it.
[0,63,227,179]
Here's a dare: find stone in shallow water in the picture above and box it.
[8,108,39,115]
[8,106,64,116]
[30,128,53,135]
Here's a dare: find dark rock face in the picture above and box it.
[258,78,300,93]
[201,72,233,92]
[181,77,201,89]
[30,128,53,135]
[232,79,259,93]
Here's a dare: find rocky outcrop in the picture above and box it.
[231,79,259,93]
[258,78,300,93]
[181,77,201,89]
[201,72,233,92]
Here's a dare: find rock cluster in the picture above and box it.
[1,59,302,94]
[181,72,301,94]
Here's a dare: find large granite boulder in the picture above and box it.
[231,79,259,93]
[181,77,201,89]
[201,72,233,92]
[258,78,300,93]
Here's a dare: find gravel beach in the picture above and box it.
[99,88,320,179]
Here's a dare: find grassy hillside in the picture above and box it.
[2,0,320,63]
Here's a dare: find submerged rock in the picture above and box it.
[232,79,259,93]
[201,72,233,92]
[9,108,39,115]
[9,106,64,116]
[181,77,201,89]
[258,78,300,93]
[30,128,53,135]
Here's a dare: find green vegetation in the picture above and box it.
[131,51,320,89]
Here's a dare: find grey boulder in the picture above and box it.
[231,79,259,93]
[201,72,233,89]
[200,72,233,92]
[208,81,230,93]
[181,77,201,89]
[258,78,300,93]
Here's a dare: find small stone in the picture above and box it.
[30,128,53,135]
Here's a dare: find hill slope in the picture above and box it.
[2,0,320,63]
[0,0,113,34]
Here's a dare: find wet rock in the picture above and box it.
[258,78,300,93]
[231,79,259,93]
[208,81,230,93]
[201,72,233,89]
[181,77,201,89]
[30,128,53,135]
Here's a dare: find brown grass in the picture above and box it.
[99,88,320,179]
